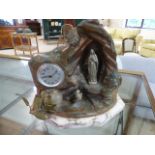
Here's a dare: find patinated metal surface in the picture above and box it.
[26,20,121,120]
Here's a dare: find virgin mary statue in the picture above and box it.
[88,49,99,84]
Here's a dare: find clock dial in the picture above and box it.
[37,63,64,87]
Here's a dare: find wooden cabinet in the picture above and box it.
[0,26,28,49]
[24,20,41,35]
[43,19,64,39]
[43,19,85,40]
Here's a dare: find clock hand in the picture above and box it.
[42,70,57,79]
[41,75,52,78]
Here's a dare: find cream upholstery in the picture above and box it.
[113,39,122,54]
[139,38,155,58]
[105,27,116,37]
[123,38,136,54]
[142,44,155,51]
[104,27,141,55]
[140,48,155,58]
[105,27,155,58]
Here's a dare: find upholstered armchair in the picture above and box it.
[139,38,155,58]
[104,27,141,55]
[122,38,136,54]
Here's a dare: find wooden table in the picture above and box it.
[11,32,39,56]
[118,69,155,134]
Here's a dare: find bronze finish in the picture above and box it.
[27,20,121,119]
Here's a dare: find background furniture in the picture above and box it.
[12,32,39,56]
[43,19,85,40]
[139,38,155,58]
[24,20,41,35]
[105,27,155,57]
[117,53,155,134]
[104,27,141,55]
[117,53,155,100]
[118,69,155,134]
[0,25,28,49]
[122,38,136,54]
[117,53,155,90]
[43,19,64,39]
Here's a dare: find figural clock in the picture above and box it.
[37,63,65,88]
[25,20,122,120]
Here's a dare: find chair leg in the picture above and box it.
[14,49,17,55]
[114,111,124,135]
[30,50,32,57]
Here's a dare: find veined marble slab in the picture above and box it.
[46,95,125,129]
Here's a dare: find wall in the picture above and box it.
[109,19,126,28]
[140,29,155,39]
[102,19,126,28]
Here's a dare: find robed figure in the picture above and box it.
[88,49,99,84]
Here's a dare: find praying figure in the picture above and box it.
[88,49,99,84]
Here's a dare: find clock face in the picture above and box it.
[37,63,65,87]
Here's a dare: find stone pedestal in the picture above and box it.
[45,95,125,129]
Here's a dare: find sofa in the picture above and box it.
[104,27,141,55]
[139,38,155,58]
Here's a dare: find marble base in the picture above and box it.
[45,95,125,129]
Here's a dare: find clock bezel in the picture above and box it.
[37,63,65,88]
